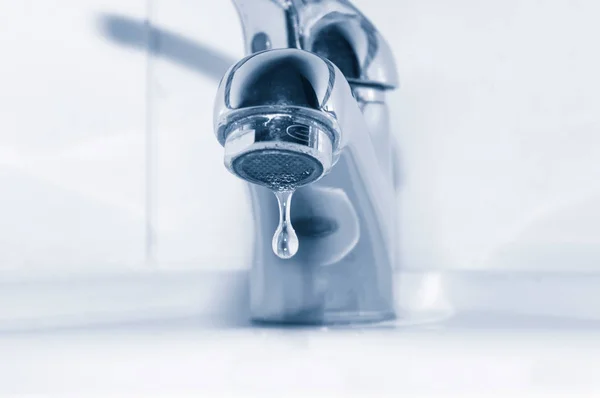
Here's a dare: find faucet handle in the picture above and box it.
[232,0,398,89]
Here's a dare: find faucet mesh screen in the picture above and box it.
[232,149,323,191]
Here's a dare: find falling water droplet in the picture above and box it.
[272,189,299,259]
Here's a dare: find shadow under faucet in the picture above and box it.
[97,13,237,81]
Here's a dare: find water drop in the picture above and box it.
[272,189,299,259]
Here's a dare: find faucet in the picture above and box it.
[213,0,399,324]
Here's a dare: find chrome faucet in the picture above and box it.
[213,0,399,324]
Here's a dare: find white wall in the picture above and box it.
[0,0,147,271]
[1,0,599,273]
[385,0,600,271]
[147,1,253,269]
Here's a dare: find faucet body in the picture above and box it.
[214,0,399,324]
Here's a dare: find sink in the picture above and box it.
[3,269,600,331]
[2,269,600,394]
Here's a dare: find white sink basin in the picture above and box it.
[2,322,600,395]
[2,269,600,395]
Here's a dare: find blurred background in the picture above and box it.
[1,0,599,276]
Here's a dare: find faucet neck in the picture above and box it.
[231,0,399,89]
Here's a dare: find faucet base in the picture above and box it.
[251,310,396,326]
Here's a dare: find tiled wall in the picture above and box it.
[1,0,599,273]
[146,1,252,270]
[0,0,147,271]
[383,0,600,271]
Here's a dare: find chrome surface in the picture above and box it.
[213,0,399,324]
[231,0,398,89]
